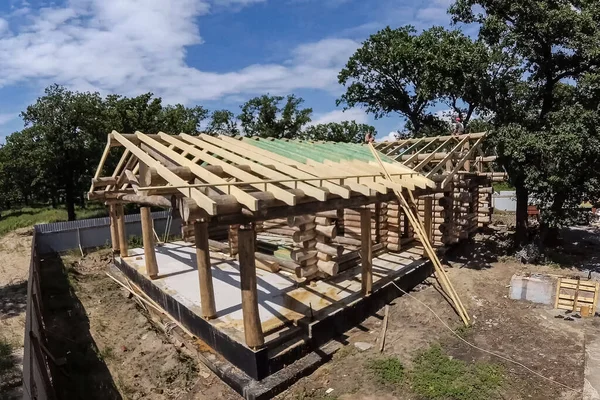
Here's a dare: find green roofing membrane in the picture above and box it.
[242,138,396,164]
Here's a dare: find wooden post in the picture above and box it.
[108,204,120,253]
[423,197,433,256]
[116,204,128,256]
[194,221,217,319]
[140,207,159,279]
[238,224,264,349]
[360,209,373,296]
[463,140,471,172]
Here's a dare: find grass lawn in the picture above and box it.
[0,203,108,236]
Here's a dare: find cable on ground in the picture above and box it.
[390,281,582,394]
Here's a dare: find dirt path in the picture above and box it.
[40,250,239,400]
[276,231,594,400]
[0,228,33,398]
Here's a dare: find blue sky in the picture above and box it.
[0,0,456,142]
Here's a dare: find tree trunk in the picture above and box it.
[51,197,57,209]
[65,180,76,221]
[541,193,566,246]
[515,180,529,245]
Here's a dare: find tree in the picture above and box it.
[104,94,208,135]
[20,84,106,220]
[450,0,600,243]
[238,94,312,138]
[303,121,376,143]
[338,26,438,134]
[206,110,239,136]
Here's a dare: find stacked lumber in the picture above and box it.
[478,185,493,227]
[181,222,228,242]
[387,201,403,252]
[342,203,387,245]
[228,224,239,256]
[312,212,342,277]
[287,215,320,279]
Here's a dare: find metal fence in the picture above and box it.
[22,233,55,400]
[22,211,183,398]
[34,211,182,254]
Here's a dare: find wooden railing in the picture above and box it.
[22,232,57,400]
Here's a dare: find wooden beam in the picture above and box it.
[360,208,372,296]
[402,139,438,164]
[422,197,433,257]
[198,135,351,199]
[219,135,373,196]
[194,221,217,319]
[393,137,426,161]
[441,136,485,188]
[111,131,219,215]
[317,160,388,194]
[109,204,120,253]
[105,149,130,191]
[238,225,264,349]
[116,204,128,256]
[155,133,291,208]
[90,138,112,192]
[413,137,454,171]
[141,207,159,279]
[182,133,329,202]
[426,136,470,178]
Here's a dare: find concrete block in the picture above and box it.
[509,273,555,305]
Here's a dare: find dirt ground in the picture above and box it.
[0,228,33,398]
[3,216,599,399]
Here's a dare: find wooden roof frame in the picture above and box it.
[89,131,435,225]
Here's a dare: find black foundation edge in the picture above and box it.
[113,258,269,380]
[114,257,433,398]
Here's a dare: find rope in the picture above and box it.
[390,281,582,394]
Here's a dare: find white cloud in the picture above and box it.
[309,108,368,126]
[377,131,399,142]
[0,113,16,126]
[0,0,359,105]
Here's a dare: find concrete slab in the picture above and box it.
[585,328,600,400]
[122,241,426,347]
[509,273,556,305]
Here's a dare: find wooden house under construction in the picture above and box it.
[89,131,501,392]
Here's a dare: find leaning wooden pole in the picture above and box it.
[368,143,470,326]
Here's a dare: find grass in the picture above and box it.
[411,345,503,400]
[366,357,405,385]
[492,182,515,192]
[0,203,108,236]
[0,337,15,375]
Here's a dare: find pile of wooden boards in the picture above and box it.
[555,278,599,314]
[478,185,493,226]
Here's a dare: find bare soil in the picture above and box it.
[40,250,240,400]
[4,222,599,400]
[0,228,33,398]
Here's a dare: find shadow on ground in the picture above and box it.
[544,226,600,271]
[442,227,515,270]
[39,253,122,400]
[0,281,27,319]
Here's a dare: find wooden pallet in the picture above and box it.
[554,278,599,313]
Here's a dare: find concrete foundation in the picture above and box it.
[114,241,432,388]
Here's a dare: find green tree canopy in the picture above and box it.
[302,121,376,143]
[207,109,239,136]
[238,94,312,138]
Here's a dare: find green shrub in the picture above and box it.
[411,345,503,400]
[366,357,405,385]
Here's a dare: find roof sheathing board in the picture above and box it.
[242,138,396,164]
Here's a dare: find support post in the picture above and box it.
[238,224,264,349]
[194,220,217,319]
[109,204,120,253]
[141,207,159,279]
[360,208,373,296]
[116,204,128,256]
[423,197,433,256]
